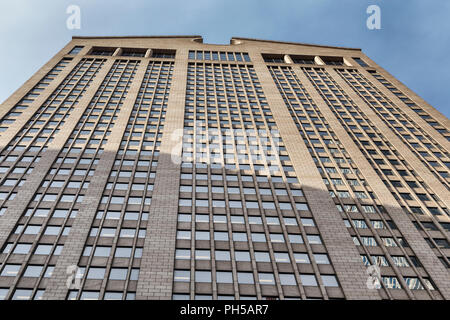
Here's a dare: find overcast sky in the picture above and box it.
[0,0,449,118]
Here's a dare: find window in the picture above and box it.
[321,275,339,287]
[121,48,146,57]
[80,291,100,300]
[69,46,84,55]
[175,249,191,260]
[262,54,284,63]
[382,237,398,247]
[262,202,276,210]
[195,250,210,260]
[266,217,280,225]
[382,276,401,289]
[301,218,315,227]
[321,56,344,65]
[300,274,317,286]
[87,267,106,279]
[13,243,32,254]
[100,228,116,237]
[151,49,176,59]
[196,214,209,223]
[90,47,115,56]
[124,212,140,220]
[254,251,270,262]
[274,252,290,263]
[42,194,58,201]
[249,216,262,224]
[32,209,50,217]
[0,288,8,300]
[235,251,251,261]
[233,232,247,242]
[314,254,330,264]
[34,244,53,255]
[292,55,315,65]
[44,226,61,235]
[405,277,434,290]
[270,234,285,243]
[391,256,410,267]
[104,292,123,300]
[195,199,209,208]
[174,270,190,282]
[288,234,303,244]
[216,271,233,283]
[106,196,124,204]
[34,290,45,300]
[53,209,71,218]
[1,264,21,277]
[115,247,133,258]
[180,185,192,193]
[296,203,309,211]
[279,274,297,285]
[354,236,378,246]
[177,214,191,222]
[24,225,41,234]
[120,229,136,238]
[279,202,292,210]
[12,289,33,300]
[50,181,64,188]
[237,272,254,284]
[195,271,211,283]
[294,253,310,264]
[229,201,242,208]
[195,231,210,240]
[258,273,275,285]
[93,246,111,257]
[23,265,43,277]
[214,232,228,241]
[179,199,192,207]
[246,202,259,209]
[173,294,190,300]
[215,250,231,261]
[109,268,128,280]
[353,57,369,67]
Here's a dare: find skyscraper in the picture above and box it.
[0,36,448,300]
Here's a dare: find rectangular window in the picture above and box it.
[69,46,84,55]
[353,57,369,67]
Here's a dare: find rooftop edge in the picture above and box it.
[71,35,362,51]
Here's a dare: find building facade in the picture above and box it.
[0,36,449,300]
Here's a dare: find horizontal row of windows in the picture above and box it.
[69,46,176,59]
[176,230,322,244]
[189,51,251,62]
[175,249,329,264]
[262,54,369,67]
[173,269,338,287]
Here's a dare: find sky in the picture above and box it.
[0,0,449,118]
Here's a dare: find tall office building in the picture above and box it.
[0,36,448,300]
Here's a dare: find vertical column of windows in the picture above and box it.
[172,61,342,301]
[0,59,105,218]
[337,69,450,189]
[303,67,450,275]
[269,65,436,298]
[0,58,73,133]
[369,71,450,140]
[66,60,172,300]
[0,59,138,300]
